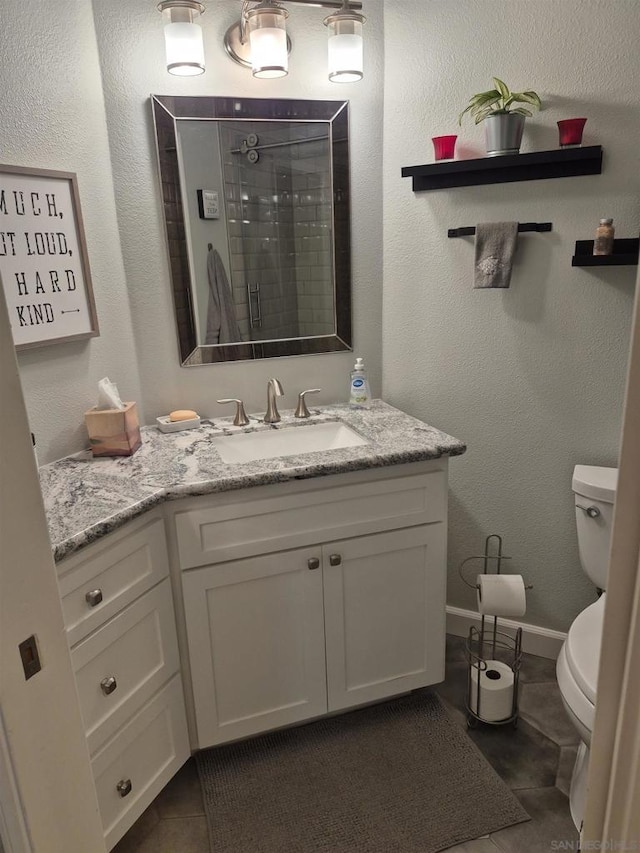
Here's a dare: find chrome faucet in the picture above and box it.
[264,378,284,424]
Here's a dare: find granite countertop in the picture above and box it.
[40,400,466,563]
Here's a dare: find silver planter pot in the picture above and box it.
[483,113,525,156]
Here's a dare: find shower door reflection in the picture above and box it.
[222,121,335,345]
[178,119,336,348]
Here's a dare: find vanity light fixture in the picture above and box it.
[223,0,365,82]
[158,0,206,76]
[324,0,365,83]
[246,1,289,79]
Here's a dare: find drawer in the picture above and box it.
[57,516,169,646]
[175,470,447,569]
[72,579,181,755]
[92,675,190,851]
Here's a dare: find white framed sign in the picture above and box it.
[197,189,220,220]
[0,164,99,350]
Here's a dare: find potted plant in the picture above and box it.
[459,78,542,157]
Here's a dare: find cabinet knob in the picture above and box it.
[85,589,103,607]
[329,554,342,566]
[116,779,132,798]
[307,557,320,570]
[100,676,118,696]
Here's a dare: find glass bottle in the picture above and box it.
[593,218,615,256]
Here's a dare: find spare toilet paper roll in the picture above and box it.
[476,574,527,618]
[470,660,514,722]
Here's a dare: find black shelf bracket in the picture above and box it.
[448,222,552,238]
[572,238,639,267]
[402,146,603,192]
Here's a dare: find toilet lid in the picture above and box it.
[572,465,617,503]
[565,595,605,705]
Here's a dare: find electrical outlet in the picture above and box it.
[19,635,41,680]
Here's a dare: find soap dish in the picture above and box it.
[156,415,201,433]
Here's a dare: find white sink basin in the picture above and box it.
[211,421,369,464]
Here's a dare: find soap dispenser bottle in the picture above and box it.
[349,357,372,408]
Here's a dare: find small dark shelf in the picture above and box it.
[401,146,603,192]
[572,238,639,267]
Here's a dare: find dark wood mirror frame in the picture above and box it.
[151,95,352,365]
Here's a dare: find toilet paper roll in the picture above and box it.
[476,574,527,618]
[470,660,515,722]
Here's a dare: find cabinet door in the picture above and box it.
[323,525,446,711]
[182,548,327,747]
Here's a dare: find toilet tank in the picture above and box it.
[572,465,618,590]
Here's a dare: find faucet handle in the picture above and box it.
[295,389,321,419]
[217,398,250,427]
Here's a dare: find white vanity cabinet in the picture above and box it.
[55,511,190,851]
[173,461,448,749]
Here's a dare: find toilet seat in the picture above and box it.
[557,644,595,744]
[556,595,605,744]
[565,595,605,705]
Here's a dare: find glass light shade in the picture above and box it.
[160,3,205,76]
[247,8,288,79]
[325,14,364,83]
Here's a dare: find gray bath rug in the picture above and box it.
[195,690,529,852]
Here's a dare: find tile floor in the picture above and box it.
[113,635,579,853]
[435,635,580,853]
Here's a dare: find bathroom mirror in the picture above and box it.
[151,95,352,365]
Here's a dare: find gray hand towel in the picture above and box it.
[205,248,242,344]
[474,222,519,289]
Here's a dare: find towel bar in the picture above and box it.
[448,222,552,238]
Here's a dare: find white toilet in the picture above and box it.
[556,464,617,831]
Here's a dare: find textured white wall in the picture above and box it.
[91,0,384,420]
[0,0,142,465]
[383,0,640,631]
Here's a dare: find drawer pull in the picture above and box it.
[307,557,320,571]
[116,778,132,798]
[85,589,103,607]
[329,554,342,566]
[100,676,118,696]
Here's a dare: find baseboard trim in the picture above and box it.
[446,606,567,660]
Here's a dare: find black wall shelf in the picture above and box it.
[572,238,639,267]
[401,146,603,192]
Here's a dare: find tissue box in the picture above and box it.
[84,402,141,457]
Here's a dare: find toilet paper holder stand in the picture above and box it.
[459,534,531,729]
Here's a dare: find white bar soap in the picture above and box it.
[156,413,201,433]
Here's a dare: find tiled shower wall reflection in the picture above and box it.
[220,121,334,343]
